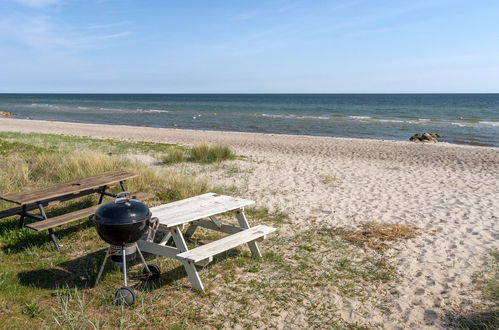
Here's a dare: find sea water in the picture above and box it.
[0,94,498,147]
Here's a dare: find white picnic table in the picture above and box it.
[137,192,275,291]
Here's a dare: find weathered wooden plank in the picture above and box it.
[0,188,103,219]
[176,225,275,263]
[151,193,253,216]
[0,170,137,205]
[25,192,153,231]
[151,193,254,227]
[26,205,100,231]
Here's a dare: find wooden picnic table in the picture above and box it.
[137,193,276,291]
[0,170,138,251]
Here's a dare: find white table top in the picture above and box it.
[150,192,254,228]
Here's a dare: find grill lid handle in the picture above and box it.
[115,191,131,204]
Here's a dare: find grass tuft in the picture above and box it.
[161,149,186,164]
[160,143,236,165]
[332,222,420,250]
[188,143,236,163]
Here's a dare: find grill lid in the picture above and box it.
[93,194,151,225]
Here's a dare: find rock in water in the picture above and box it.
[0,111,16,117]
[409,133,442,143]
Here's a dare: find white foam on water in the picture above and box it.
[348,115,371,120]
[479,121,499,127]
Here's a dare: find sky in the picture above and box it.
[0,0,498,93]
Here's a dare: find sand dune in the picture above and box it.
[1,117,498,328]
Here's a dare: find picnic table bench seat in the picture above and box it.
[26,192,154,231]
[176,224,275,264]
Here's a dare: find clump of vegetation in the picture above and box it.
[161,143,236,164]
[321,174,338,185]
[160,149,186,164]
[190,143,235,163]
[332,222,420,250]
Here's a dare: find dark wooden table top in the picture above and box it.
[0,170,137,205]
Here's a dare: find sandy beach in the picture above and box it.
[1,117,498,328]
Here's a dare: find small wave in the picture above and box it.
[377,119,405,123]
[29,103,59,108]
[348,115,371,120]
[135,109,170,113]
[479,121,499,127]
[77,106,89,110]
[261,113,329,120]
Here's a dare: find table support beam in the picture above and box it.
[170,226,204,291]
[236,209,262,257]
[38,203,61,252]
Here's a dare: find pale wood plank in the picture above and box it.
[151,193,254,227]
[176,225,275,263]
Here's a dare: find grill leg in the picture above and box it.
[136,245,152,274]
[95,246,111,286]
[122,245,128,287]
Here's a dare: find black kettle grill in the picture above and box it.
[93,192,160,305]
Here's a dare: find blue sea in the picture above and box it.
[0,94,498,147]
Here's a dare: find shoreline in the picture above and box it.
[0,117,497,152]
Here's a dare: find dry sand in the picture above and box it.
[1,118,498,329]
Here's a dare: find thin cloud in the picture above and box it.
[84,22,129,30]
[0,14,132,53]
[9,0,62,8]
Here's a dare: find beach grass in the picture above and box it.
[161,143,236,165]
[0,132,423,328]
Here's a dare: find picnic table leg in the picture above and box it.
[98,185,108,204]
[38,203,61,252]
[18,205,26,229]
[170,226,205,291]
[119,181,127,192]
[184,223,198,238]
[236,209,262,258]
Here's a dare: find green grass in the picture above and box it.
[161,143,237,165]
[189,144,236,163]
[0,131,186,155]
[244,206,290,225]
